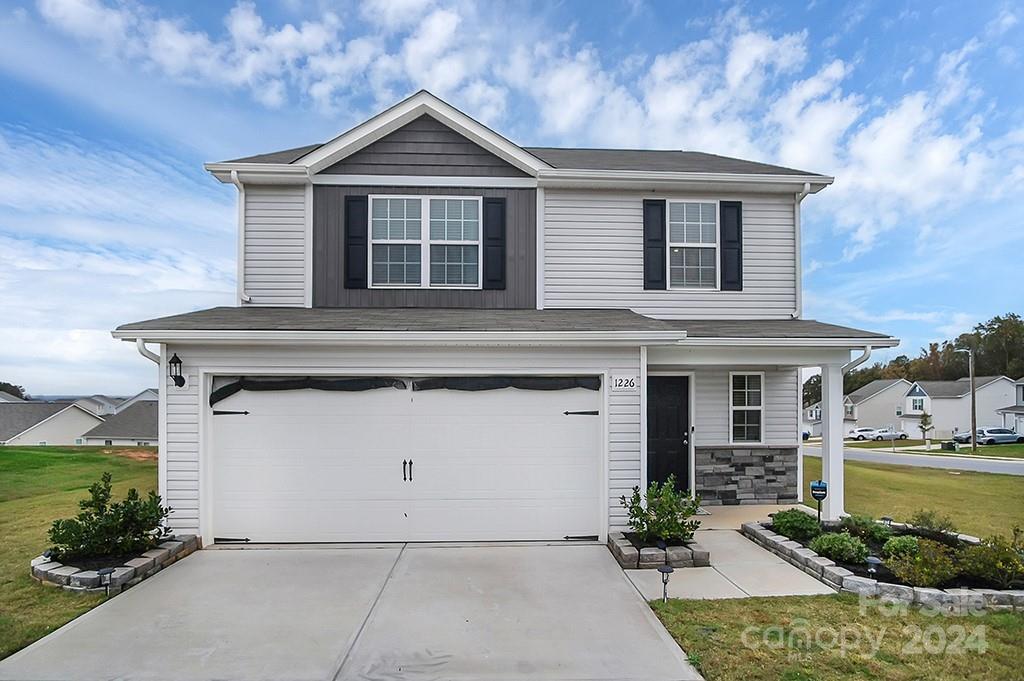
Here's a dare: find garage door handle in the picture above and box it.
[402,460,407,481]
[408,459,413,482]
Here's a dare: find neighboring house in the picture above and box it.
[112,90,897,544]
[82,401,157,446]
[801,378,910,436]
[0,403,104,446]
[0,391,25,403]
[996,377,1024,433]
[75,394,123,416]
[899,376,1016,439]
[115,388,159,414]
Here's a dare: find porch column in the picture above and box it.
[819,363,845,520]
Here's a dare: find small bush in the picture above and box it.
[809,531,869,564]
[840,514,893,545]
[909,509,958,537]
[771,509,821,543]
[620,474,701,543]
[959,528,1024,589]
[887,539,959,588]
[882,535,920,559]
[48,472,171,562]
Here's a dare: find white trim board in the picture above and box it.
[310,174,538,188]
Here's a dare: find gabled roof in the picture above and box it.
[847,378,911,405]
[0,403,101,442]
[206,90,832,191]
[116,388,159,413]
[910,376,1009,398]
[83,401,157,440]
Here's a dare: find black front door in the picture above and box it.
[647,376,690,491]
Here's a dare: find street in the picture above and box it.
[803,445,1024,476]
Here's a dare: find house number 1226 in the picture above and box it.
[611,375,638,392]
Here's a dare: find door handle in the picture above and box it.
[408,459,413,482]
[403,459,407,481]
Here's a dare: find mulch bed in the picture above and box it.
[624,532,691,550]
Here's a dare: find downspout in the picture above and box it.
[230,170,251,303]
[842,345,872,374]
[136,339,160,364]
[792,182,811,319]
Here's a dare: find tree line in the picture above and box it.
[804,313,1024,407]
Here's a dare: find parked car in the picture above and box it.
[873,427,909,441]
[847,427,878,440]
[954,428,1024,445]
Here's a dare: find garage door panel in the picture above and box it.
[211,381,601,542]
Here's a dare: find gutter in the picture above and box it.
[842,346,872,373]
[112,329,688,347]
[677,337,900,349]
[136,339,160,364]
[229,170,251,304]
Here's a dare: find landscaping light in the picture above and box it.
[97,567,115,595]
[880,516,893,527]
[168,353,185,388]
[658,564,674,603]
[866,556,882,576]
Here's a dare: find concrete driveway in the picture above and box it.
[0,544,699,681]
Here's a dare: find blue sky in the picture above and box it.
[0,0,1022,394]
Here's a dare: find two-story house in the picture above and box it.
[996,377,1024,433]
[803,378,911,436]
[113,91,896,546]
[900,376,1016,439]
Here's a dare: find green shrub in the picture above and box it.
[840,514,892,545]
[959,528,1024,589]
[882,535,920,559]
[909,509,958,537]
[771,509,821,543]
[48,472,171,562]
[809,531,869,564]
[620,475,702,543]
[887,539,959,588]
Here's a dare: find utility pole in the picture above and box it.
[955,347,977,454]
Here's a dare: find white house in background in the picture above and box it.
[111,90,898,544]
[115,388,159,413]
[74,394,123,416]
[899,376,1016,439]
[0,403,104,446]
[802,377,910,436]
[82,401,157,446]
[0,392,25,403]
[996,377,1024,433]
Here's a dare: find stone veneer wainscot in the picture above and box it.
[695,446,798,505]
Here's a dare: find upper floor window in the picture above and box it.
[369,195,481,289]
[911,397,924,411]
[730,372,763,443]
[668,201,718,289]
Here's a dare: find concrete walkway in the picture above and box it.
[627,529,835,600]
[0,544,700,681]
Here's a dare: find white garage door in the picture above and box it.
[210,381,602,542]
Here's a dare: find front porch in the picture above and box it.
[643,320,900,521]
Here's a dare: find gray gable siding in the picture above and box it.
[312,186,536,308]
[320,115,529,177]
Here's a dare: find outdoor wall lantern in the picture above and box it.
[168,353,185,388]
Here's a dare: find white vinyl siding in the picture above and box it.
[242,185,307,306]
[542,189,797,318]
[159,345,640,536]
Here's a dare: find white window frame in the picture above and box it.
[666,198,721,291]
[729,371,765,444]
[911,397,924,411]
[367,194,483,290]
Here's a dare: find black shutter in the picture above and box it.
[643,199,666,290]
[344,195,368,289]
[482,197,506,290]
[719,201,743,291]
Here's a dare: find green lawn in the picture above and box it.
[803,457,1024,537]
[0,446,156,660]
[654,594,1024,681]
